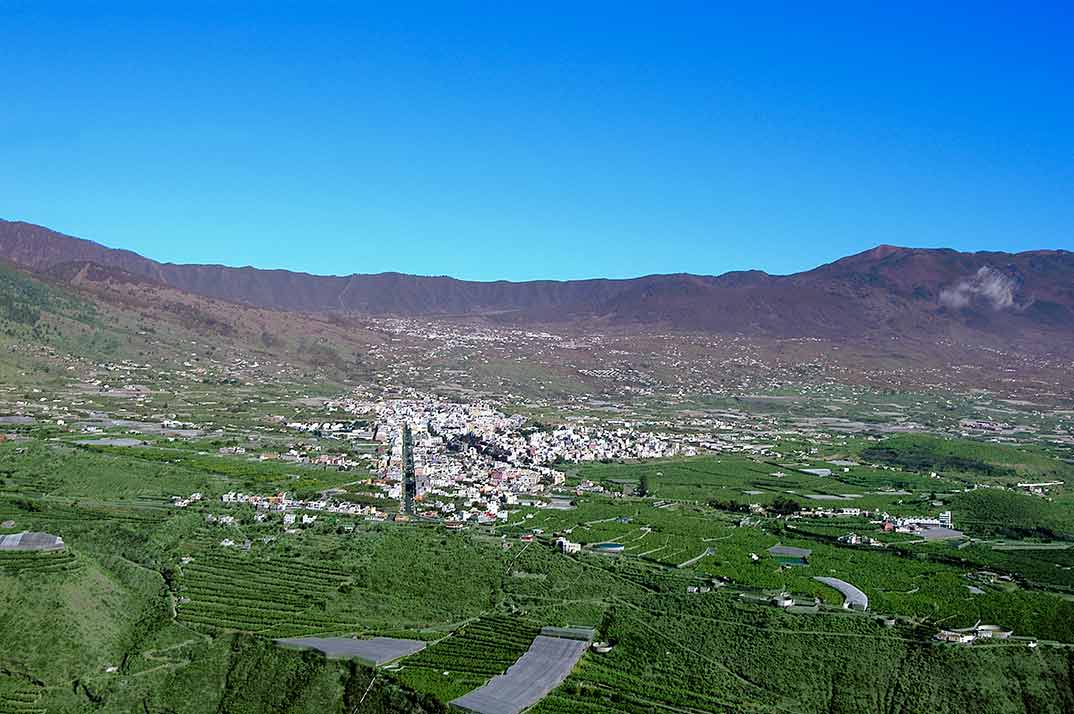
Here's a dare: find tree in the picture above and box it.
[770,497,801,516]
[638,473,651,497]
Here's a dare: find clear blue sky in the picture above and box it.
[2,2,1072,280]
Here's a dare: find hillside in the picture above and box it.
[2,219,1072,348]
[0,257,385,393]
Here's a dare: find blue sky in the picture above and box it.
[2,2,1072,280]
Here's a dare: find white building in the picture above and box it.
[556,537,581,555]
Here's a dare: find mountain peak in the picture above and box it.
[844,244,917,262]
[865,244,908,258]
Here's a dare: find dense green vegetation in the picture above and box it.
[3,402,1074,712]
[918,541,1074,591]
[860,434,1074,485]
[569,452,963,514]
[0,262,98,330]
[534,593,1074,714]
[952,489,1074,540]
[177,552,361,635]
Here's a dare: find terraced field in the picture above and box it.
[0,677,44,714]
[397,616,541,701]
[0,467,63,495]
[0,549,81,575]
[176,552,365,636]
[0,500,168,528]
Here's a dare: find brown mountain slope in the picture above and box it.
[1,218,1071,346]
[0,219,645,313]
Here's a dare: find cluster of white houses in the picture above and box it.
[348,395,696,465]
[280,395,701,521]
[217,490,390,519]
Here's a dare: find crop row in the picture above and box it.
[180,568,342,596]
[570,655,738,712]
[531,695,613,714]
[261,618,368,638]
[0,508,157,525]
[402,616,539,677]
[177,555,367,635]
[179,554,351,596]
[411,642,523,664]
[177,592,318,628]
[0,551,80,575]
[178,579,338,608]
[179,600,308,622]
[459,619,539,644]
[178,604,365,635]
[0,685,44,714]
[178,569,328,590]
[175,611,277,632]
[190,552,352,579]
[179,583,316,605]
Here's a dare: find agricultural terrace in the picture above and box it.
[501,496,1074,643]
[0,676,44,714]
[531,591,1074,714]
[176,527,509,637]
[3,387,1074,714]
[177,553,362,636]
[396,616,541,702]
[0,549,80,575]
[567,453,969,514]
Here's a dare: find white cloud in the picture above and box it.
[939,266,1018,311]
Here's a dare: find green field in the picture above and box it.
[3,373,1074,712]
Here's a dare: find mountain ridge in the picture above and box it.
[5,217,1069,284]
[1,218,1072,346]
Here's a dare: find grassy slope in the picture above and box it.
[952,489,1074,539]
[860,434,1074,485]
